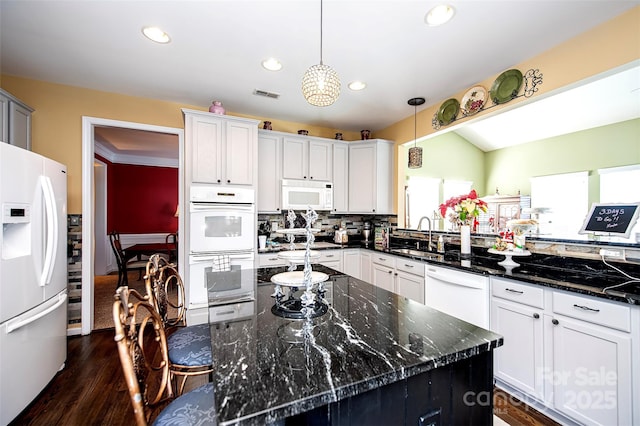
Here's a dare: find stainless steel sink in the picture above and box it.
[390,248,442,260]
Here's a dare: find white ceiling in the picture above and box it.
[1,1,638,156]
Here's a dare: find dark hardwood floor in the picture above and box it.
[10,331,558,425]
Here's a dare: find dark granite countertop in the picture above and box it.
[260,236,640,305]
[209,265,503,425]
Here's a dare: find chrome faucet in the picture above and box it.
[416,216,435,251]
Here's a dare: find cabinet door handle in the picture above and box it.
[533,313,540,319]
[394,272,398,276]
[378,258,386,262]
[325,255,334,258]
[404,264,414,268]
[227,179,231,183]
[388,270,393,274]
[552,319,559,325]
[573,304,600,312]
[268,258,278,261]
[505,288,524,294]
[217,179,221,183]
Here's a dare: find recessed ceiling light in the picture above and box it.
[425,4,455,26]
[348,81,367,91]
[262,58,283,71]
[142,26,171,43]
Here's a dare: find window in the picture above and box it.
[530,172,588,238]
[405,177,440,229]
[599,165,640,243]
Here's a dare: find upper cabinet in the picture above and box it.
[282,136,332,181]
[183,109,258,187]
[257,131,282,213]
[348,139,395,214]
[332,141,349,213]
[0,89,34,151]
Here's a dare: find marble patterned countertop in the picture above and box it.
[261,238,640,305]
[208,265,503,425]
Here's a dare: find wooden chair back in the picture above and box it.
[145,254,187,328]
[113,286,174,425]
[109,231,125,271]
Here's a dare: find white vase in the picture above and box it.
[460,225,471,255]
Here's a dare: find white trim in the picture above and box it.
[598,164,640,175]
[81,117,184,335]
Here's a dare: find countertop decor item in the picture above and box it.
[407,97,425,169]
[301,0,341,106]
[209,100,225,114]
[437,98,460,125]
[297,129,309,135]
[461,86,487,116]
[490,69,523,104]
[439,189,488,228]
[334,132,343,140]
[488,248,531,268]
[263,121,272,130]
[460,224,471,256]
[360,129,371,140]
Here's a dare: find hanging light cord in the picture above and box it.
[319,0,324,65]
[414,103,417,147]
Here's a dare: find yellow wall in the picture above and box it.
[0,77,359,213]
[378,6,640,222]
[1,7,638,215]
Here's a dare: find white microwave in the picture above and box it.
[281,179,333,211]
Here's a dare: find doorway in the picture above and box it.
[81,117,184,335]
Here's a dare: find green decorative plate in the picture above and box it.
[437,98,460,125]
[490,69,523,104]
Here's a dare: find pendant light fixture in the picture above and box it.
[302,0,341,107]
[407,97,425,169]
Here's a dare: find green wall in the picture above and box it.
[485,118,640,199]
[406,131,486,196]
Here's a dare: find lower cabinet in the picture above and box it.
[318,249,343,272]
[491,276,638,426]
[359,251,371,284]
[342,249,361,279]
[371,253,425,304]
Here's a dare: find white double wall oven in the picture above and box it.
[188,185,256,317]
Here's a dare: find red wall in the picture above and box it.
[97,155,178,234]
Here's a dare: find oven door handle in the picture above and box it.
[190,202,255,213]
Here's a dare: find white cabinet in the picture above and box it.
[257,253,287,268]
[371,253,425,303]
[0,89,33,150]
[491,278,545,400]
[548,292,634,426]
[318,249,342,272]
[395,259,425,304]
[257,132,282,213]
[184,109,258,186]
[342,249,360,279]
[332,142,349,213]
[360,251,372,284]
[491,277,639,426]
[282,136,332,181]
[348,139,394,214]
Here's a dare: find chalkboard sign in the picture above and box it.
[579,203,640,238]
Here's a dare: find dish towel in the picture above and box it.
[211,255,231,272]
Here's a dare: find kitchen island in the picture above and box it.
[208,265,503,425]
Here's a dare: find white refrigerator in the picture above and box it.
[0,143,68,425]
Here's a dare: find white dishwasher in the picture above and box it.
[425,264,490,328]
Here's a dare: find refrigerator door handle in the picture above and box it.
[6,292,67,333]
[39,176,58,287]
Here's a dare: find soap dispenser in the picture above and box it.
[437,235,445,253]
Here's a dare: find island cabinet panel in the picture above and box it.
[324,351,494,426]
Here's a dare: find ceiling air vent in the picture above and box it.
[253,89,280,99]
